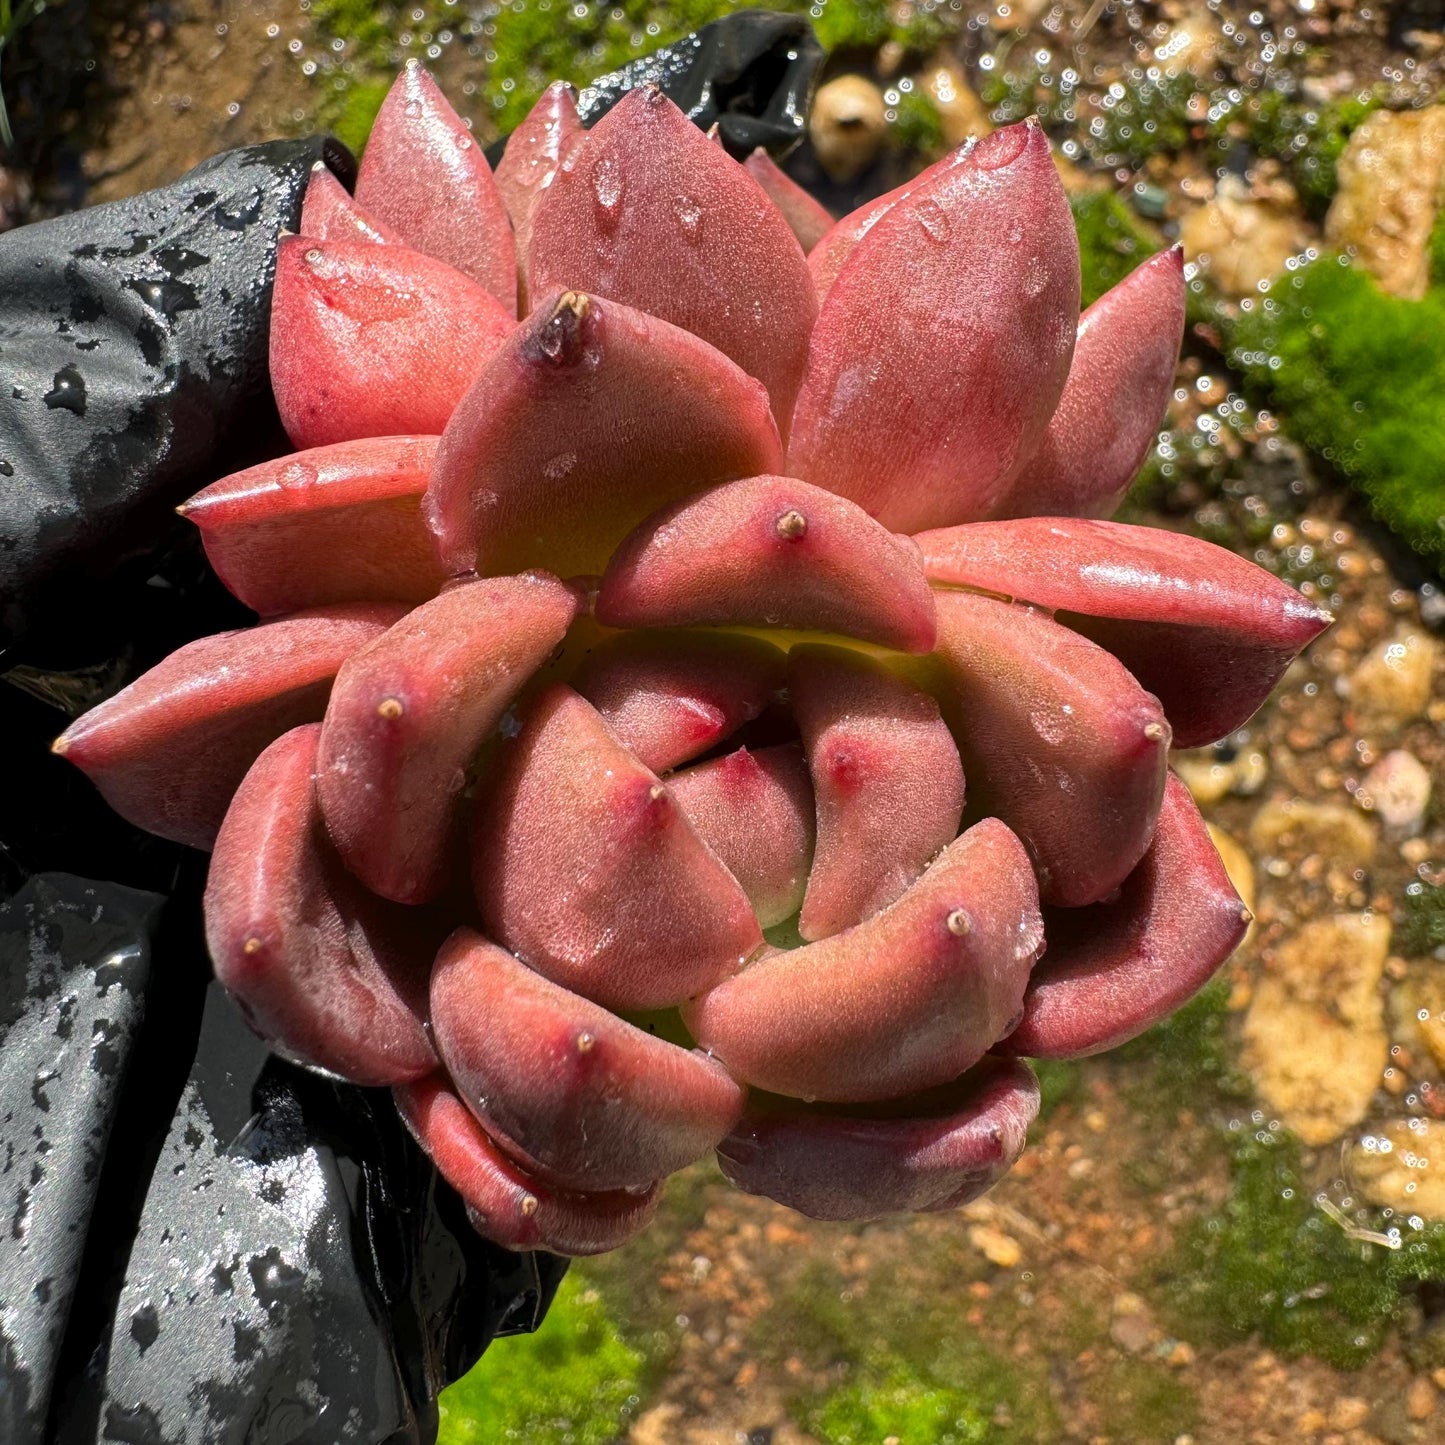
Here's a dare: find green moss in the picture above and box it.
[1154,1123,1445,1368]
[1430,204,1445,291]
[1229,257,1445,572]
[810,0,949,55]
[1085,1358,1199,1439]
[1116,978,1249,1118]
[1069,189,1163,308]
[1031,1057,1083,1120]
[892,87,946,161]
[1219,91,1379,219]
[805,1365,1002,1445]
[438,1273,648,1444]
[1399,879,1445,958]
[329,76,391,156]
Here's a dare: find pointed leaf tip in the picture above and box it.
[355,60,517,311]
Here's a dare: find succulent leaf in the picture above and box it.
[527,86,817,431]
[270,235,516,449]
[788,121,1081,531]
[682,819,1042,1104]
[430,928,745,1192]
[425,290,783,579]
[668,743,816,929]
[998,247,1187,520]
[743,148,835,254]
[395,1075,660,1256]
[596,475,938,653]
[472,684,764,1011]
[919,517,1333,747]
[181,436,444,615]
[790,644,965,941]
[205,725,438,1086]
[932,588,1170,907]
[54,605,404,850]
[1000,773,1249,1058]
[572,629,788,774]
[354,59,518,311]
[317,572,582,904]
[717,1057,1039,1220]
[299,162,401,246]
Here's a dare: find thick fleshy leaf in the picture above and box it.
[180,436,444,615]
[1000,774,1248,1058]
[932,589,1169,907]
[204,724,437,1086]
[53,605,404,850]
[318,573,581,904]
[494,81,584,297]
[744,148,835,254]
[353,59,517,311]
[572,630,787,774]
[999,247,1187,520]
[596,475,937,653]
[790,645,964,940]
[426,290,782,579]
[431,928,744,1191]
[472,684,764,1011]
[807,141,975,301]
[788,121,1081,532]
[395,1076,659,1256]
[717,1058,1038,1220]
[270,235,516,450]
[299,161,401,245]
[918,517,1332,748]
[527,87,816,430]
[668,744,815,928]
[682,819,1042,1103]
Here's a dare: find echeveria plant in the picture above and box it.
[54,63,1328,1256]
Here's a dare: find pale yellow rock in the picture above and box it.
[1341,628,1440,729]
[809,74,888,182]
[1175,747,1269,805]
[1180,176,1313,297]
[1249,797,1378,871]
[1393,963,1445,1067]
[1358,749,1432,838]
[968,1223,1022,1268]
[1328,1396,1372,1431]
[1353,1117,1445,1221]
[1207,824,1256,942]
[922,62,991,148]
[1325,106,1445,301]
[1243,914,1392,1144]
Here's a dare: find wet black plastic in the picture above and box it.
[562,9,820,159]
[0,18,822,1442]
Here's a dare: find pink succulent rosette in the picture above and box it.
[54,64,1329,1257]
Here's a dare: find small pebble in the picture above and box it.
[1357,749,1431,837]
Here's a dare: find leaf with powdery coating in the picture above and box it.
[744,148,835,254]
[299,162,400,246]
[682,819,1042,1104]
[494,81,584,300]
[472,684,764,1012]
[788,121,1080,532]
[395,1076,659,1256]
[573,630,787,774]
[717,1057,1039,1221]
[430,928,744,1192]
[53,604,404,850]
[204,725,438,1086]
[596,475,937,654]
[931,588,1170,908]
[270,235,515,450]
[318,572,582,905]
[918,517,1332,748]
[790,645,964,941]
[997,247,1186,521]
[181,436,444,615]
[999,773,1249,1059]
[426,291,781,579]
[668,744,816,929]
[527,87,816,432]
[355,59,517,311]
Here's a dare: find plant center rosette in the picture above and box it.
[53,64,1329,1258]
